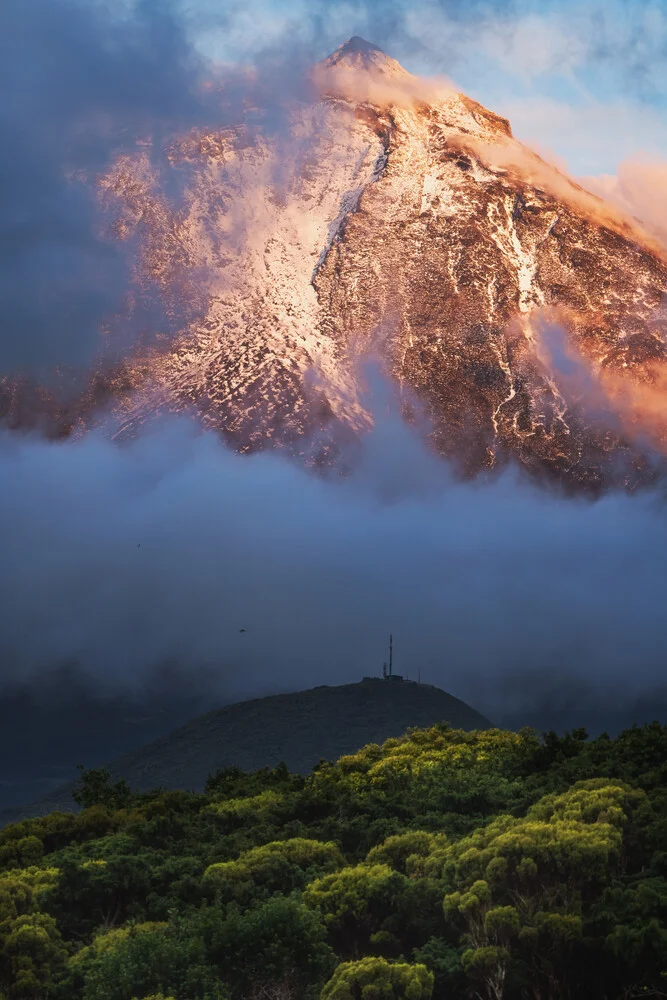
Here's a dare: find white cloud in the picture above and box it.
[493,96,667,176]
[581,155,667,247]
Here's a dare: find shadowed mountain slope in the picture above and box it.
[0,678,491,825]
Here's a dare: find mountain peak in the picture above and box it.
[321,36,405,77]
[337,36,385,56]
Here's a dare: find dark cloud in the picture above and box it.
[0,0,358,387]
[1,373,667,734]
[0,0,210,379]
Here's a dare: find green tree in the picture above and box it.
[2,721,667,1000]
[72,767,134,811]
[203,838,343,903]
[0,873,67,1000]
[589,875,667,998]
[441,780,640,999]
[0,838,44,872]
[366,833,448,876]
[45,844,154,938]
[205,763,304,799]
[132,995,176,1000]
[205,896,335,998]
[412,937,466,1000]
[304,865,408,957]
[320,957,433,1000]
[78,919,226,1000]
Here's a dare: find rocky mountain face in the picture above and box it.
[4,37,667,491]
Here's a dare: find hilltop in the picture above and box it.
[0,678,491,825]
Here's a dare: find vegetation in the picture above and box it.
[1,721,667,999]
[0,681,491,826]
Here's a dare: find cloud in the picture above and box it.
[312,46,457,109]
[182,0,667,179]
[2,0,665,386]
[581,155,667,245]
[529,314,667,467]
[191,0,667,97]
[0,0,211,380]
[2,374,667,731]
[500,98,667,177]
[400,0,667,99]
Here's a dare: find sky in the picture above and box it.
[186,0,667,175]
[2,0,667,775]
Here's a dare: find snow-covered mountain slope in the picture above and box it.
[4,37,667,490]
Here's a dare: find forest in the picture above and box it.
[1,721,666,1000]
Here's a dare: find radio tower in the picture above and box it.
[389,634,393,677]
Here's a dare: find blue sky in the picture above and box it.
[188,0,667,175]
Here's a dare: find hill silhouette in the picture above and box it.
[0,678,491,825]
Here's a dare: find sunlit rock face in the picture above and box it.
[4,37,667,490]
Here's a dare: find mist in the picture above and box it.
[1,371,667,735]
[0,0,215,379]
[0,0,322,384]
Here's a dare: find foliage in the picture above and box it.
[203,838,343,903]
[365,833,448,876]
[439,781,641,998]
[320,956,434,1000]
[0,723,667,999]
[203,895,335,997]
[304,864,408,957]
[0,870,67,999]
[204,762,305,799]
[72,767,136,812]
[73,918,227,1000]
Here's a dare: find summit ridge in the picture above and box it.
[318,34,408,83]
[334,36,385,56]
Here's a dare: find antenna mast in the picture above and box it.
[389,634,393,677]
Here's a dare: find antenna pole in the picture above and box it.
[389,634,393,677]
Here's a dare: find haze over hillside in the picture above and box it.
[0,679,491,826]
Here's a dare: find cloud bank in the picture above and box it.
[0,0,213,379]
[2,375,667,732]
